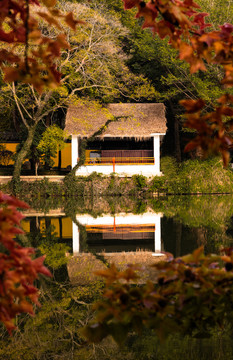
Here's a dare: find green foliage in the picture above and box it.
[19,178,63,197]
[95,0,228,110]
[132,174,147,190]
[161,156,179,178]
[0,145,13,166]
[108,173,116,190]
[151,176,166,192]
[123,330,233,360]
[150,157,233,194]
[132,200,147,214]
[37,125,66,168]
[39,243,70,270]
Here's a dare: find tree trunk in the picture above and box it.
[12,123,38,193]
[35,162,39,176]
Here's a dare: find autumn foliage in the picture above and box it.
[122,0,233,165]
[84,247,233,343]
[1,0,233,163]
[0,192,51,333]
[2,0,233,341]
[0,0,81,92]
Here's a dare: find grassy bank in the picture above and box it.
[151,156,233,194]
[1,156,233,198]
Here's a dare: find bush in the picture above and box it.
[161,156,179,178]
[150,176,166,192]
[132,174,147,190]
[0,145,13,166]
[157,156,233,194]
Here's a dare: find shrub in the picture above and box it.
[0,145,13,166]
[132,174,147,190]
[161,156,179,178]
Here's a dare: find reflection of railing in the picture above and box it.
[83,157,155,165]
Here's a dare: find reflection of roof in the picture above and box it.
[65,103,167,138]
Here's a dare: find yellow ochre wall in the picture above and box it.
[21,217,73,239]
[0,142,72,168]
[0,143,18,165]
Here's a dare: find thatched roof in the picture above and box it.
[65,103,167,138]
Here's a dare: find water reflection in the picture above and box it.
[73,212,163,255]
[22,208,233,258]
[2,196,233,359]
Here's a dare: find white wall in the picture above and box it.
[75,164,162,177]
[72,212,163,254]
[72,134,165,177]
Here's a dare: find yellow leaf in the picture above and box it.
[41,0,57,8]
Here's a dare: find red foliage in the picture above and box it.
[0,0,82,92]
[123,0,233,164]
[84,247,233,343]
[0,192,51,333]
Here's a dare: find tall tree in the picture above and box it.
[0,1,157,191]
[97,0,233,160]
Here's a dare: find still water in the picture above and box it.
[21,194,233,257]
[1,195,233,359]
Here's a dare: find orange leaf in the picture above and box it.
[56,34,70,49]
[37,11,62,29]
[184,140,199,152]
[180,99,205,113]
[3,67,20,82]
[221,150,230,167]
[41,0,57,7]
[65,12,84,30]
[190,58,206,73]
[193,246,204,261]
[179,42,193,60]
[123,0,140,10]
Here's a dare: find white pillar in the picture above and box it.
[153,135,160,174]
[153,215,163,256]
[71,135,79,168]
[154,216,161,252]
[72,222,80,254]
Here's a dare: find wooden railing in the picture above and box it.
[84,157,155,165]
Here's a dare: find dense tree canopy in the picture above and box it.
[82,0,233,343]
[2,0,233,341]
[0,0,158,188]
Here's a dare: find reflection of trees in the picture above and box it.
[154,195,233,255]
[0,275,103,359]
[0,215,105,359]
[1,277,233,360]
[21,218,71,281]
[3,195,233,357]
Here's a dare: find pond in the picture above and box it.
[21,194,233,257]
[1,194,233,359]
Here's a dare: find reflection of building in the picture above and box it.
[21,210,164,256]
[73,212,163,256]
[21,212,73,243]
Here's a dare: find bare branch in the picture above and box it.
[11,82,31,129]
